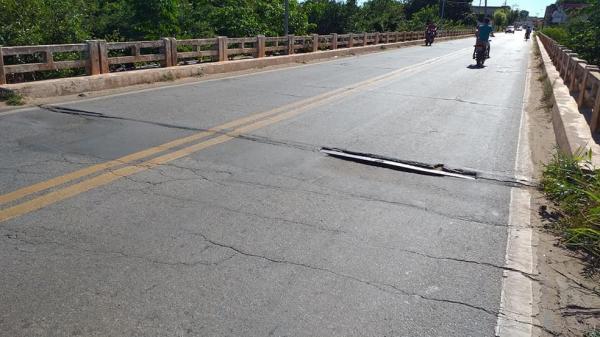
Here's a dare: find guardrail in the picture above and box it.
[0,29,474,85]
[538,33,600,132]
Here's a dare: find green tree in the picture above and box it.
[405,0,472,21]
[358,0,406,32]
[493,9,508,28]
[302,0,346,34]
[0,0,92,45]
[408,5,439,30]
[129,0,181,39]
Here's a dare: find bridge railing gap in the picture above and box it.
[538,33,600,132]
[0,29,475,86]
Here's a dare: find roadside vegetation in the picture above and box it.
[540,1,600,66]
[541,149,600,270]
[0,0,535,47]
[586,330,600,337]
[0,92,25,106]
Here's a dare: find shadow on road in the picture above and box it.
[466,64,486,69]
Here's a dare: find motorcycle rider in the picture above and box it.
[476,18,494,58]
[525,25,532,40]
[425,20,437,45]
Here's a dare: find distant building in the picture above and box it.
[471,5,509,17]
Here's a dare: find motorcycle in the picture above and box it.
[473,40,489,67]
[425,30,436,46]
[525,31,531,41]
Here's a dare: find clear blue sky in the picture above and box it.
[355,1,554,18]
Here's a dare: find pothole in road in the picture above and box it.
[320,147,535,188]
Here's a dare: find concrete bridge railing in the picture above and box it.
[538,33,600,132]
[0,29,475,85]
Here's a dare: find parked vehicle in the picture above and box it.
[505,26,515,33]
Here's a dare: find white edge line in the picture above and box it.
[494,41,535,337]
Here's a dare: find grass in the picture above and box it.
[531,35,553,110]
[540,78,554,110]
[542,149,600,267]
[160,73,175,82]
[585,330,600,337]
[1,92,25,106]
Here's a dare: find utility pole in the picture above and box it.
[284,0,289,36]
[484,0,488,18]
[440,0,446,22]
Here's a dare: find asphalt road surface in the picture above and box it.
[1,33,532,337]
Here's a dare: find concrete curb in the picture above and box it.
[535,36,600,166]
[1,35,472,99]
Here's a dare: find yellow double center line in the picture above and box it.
[0,48,468,223]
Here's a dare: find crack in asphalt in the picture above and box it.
[3,231,236,268]
[356,239,538,280]
[144,188,348,235]
[73,171,517,273]
[188,231,499,317]
[99,160,508,229]
[367,90,521,110]
[3,227,502,316]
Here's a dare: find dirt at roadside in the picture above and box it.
[527,40,600,337]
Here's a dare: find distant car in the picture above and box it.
[505,26,515,33]
[516,26,523,31]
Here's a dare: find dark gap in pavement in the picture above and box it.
[38,105,208,132]
[320,147,536,188]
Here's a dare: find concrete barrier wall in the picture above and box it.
[536,35,600,165]
[0,29,475,86]
[538,33,600,132]
[1,33,474,99]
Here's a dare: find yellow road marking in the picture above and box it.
[0,87,351,206]
[0,48,469,222]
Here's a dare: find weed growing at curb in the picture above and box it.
[585,329,600,337]
[541,79,554,110]
[542,149,600,270]
[1,92,25,106]
[161,73,175,82]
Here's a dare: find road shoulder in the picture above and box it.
[526,37,600,337]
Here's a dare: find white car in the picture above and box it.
[505,26,515,33]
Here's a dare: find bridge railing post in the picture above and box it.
[170,38,178,67]
[85,40,101,76]
[98,40,109,74]
[257,35,266,58]
[593,78,600,132]
[578,68,592,106]
[331,33,338,50]
[0,45,6,85]
[312,34,319,52]
[348,33,354,48]
[218,36,228,62]
[161,37,174,67]
[287,35,295,55]
[363,32,368,46]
